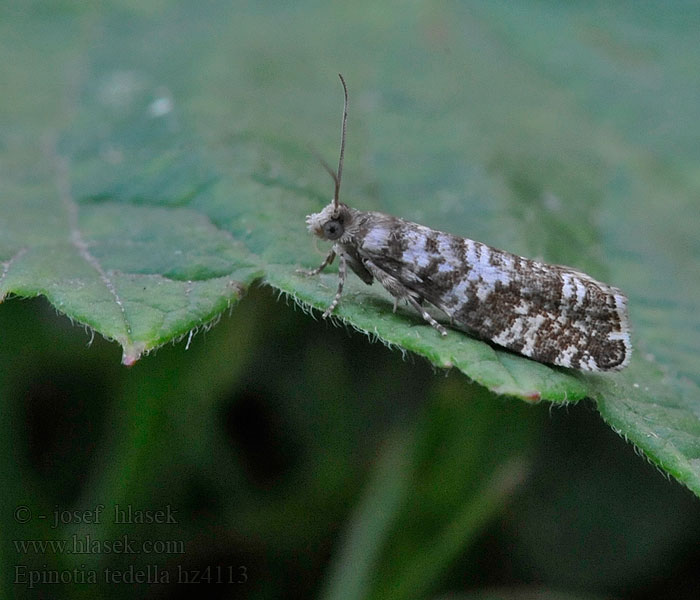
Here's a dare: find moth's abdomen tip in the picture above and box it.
[571,337,632,372]
[603,340,633,371]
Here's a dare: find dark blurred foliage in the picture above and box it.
[1,287,699,600]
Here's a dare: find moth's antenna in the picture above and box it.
[308,144,339,191]
[333,73,348,211]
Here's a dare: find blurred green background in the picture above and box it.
[1,1,699,599]
[3,289,700,599]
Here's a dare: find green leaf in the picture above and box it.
[1,4,698,490]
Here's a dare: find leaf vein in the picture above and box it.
[51,145,133,342]
[0,247,28,295]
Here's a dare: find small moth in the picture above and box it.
[300,75,631,372]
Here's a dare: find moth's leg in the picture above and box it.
[297,249,336,277]
[392,295,421,312]
[404,295,448,336]
[322,252,347,318]
[363,259,448,336]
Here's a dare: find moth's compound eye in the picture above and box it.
[323,220,344,240]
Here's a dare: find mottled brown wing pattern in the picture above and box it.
[349,214,631,371]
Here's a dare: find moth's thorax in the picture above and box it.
[305,202,360,243]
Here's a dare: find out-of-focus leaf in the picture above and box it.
[321,380,537,600]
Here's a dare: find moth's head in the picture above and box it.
[306,202,352,241]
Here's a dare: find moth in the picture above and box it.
[300,75,631,372]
